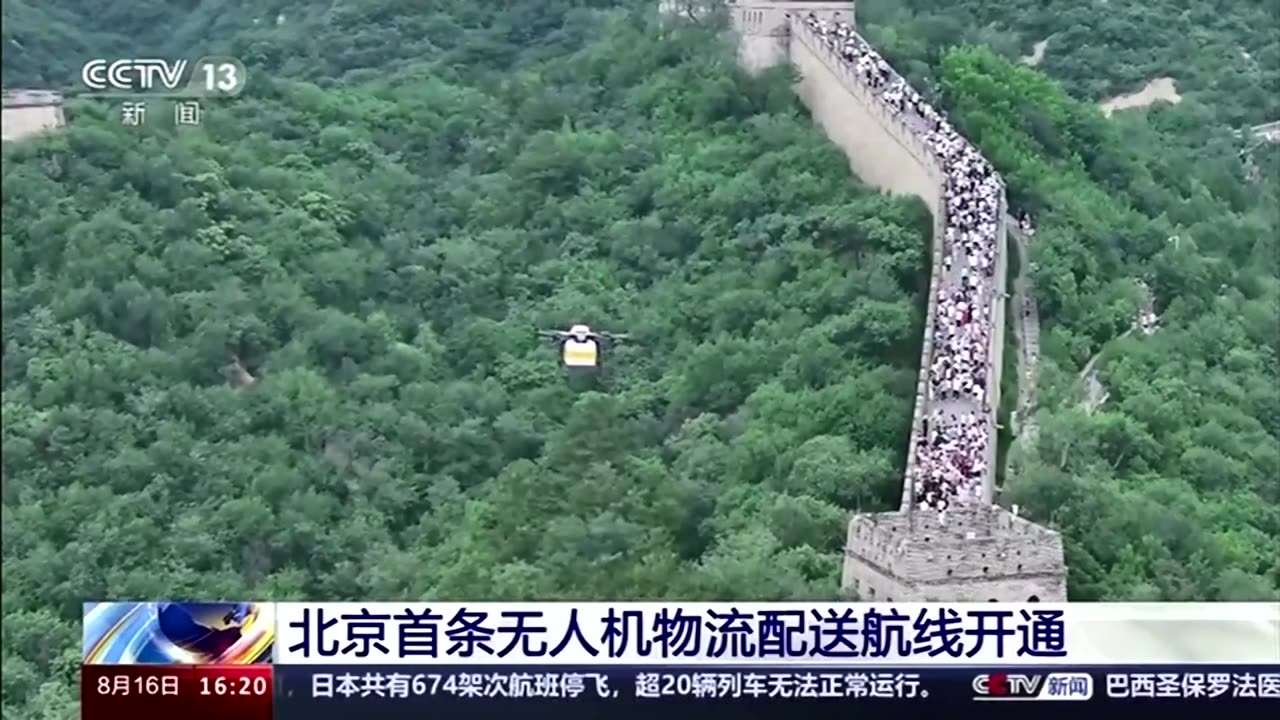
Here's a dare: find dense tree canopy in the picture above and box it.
[858,0,1280,125]
[2,2,1277,718]
[3,4,929,715]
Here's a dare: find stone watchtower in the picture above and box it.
[660,1,851,73]
[843,506,1067,602]
[662,1,1069,601]
[2,89,66,143]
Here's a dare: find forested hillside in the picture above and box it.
[3,4,929,716]
[2,1,1277,718]
[858,0,1279,125]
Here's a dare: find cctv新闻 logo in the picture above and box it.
[973,672,1093,701]
[81,59,189,92]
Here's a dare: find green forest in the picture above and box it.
[2,1,1277,716]
[854,0,1279,601]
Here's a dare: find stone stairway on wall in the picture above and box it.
[662,0,1068,601]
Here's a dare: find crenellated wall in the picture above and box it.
[675,0,1067,600]
[783,17,953,514]
[726,2,853,72]
[783,14,1012,512]
[844,504,1064,584]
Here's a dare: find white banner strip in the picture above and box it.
[272,602,1280,665]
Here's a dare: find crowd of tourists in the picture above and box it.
[804,14,1004,513]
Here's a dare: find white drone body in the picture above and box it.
[537,324,630,373]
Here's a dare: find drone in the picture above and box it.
[537,324,630,376]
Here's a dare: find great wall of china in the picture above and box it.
[8,3,1275,601]
[662,0,1071,601]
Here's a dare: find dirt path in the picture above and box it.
[1079,340,1118,413]
[1249,120,1280,142]
[1099,77,1182,116]
[1078,280,1154,413]
[1021,38,1049,67]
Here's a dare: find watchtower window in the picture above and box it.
[1028,595,1040,603]
[982,566,989,574]
[987,598,998,602]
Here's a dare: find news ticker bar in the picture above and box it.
[82,601,1280,666]
[82,665,1279,720]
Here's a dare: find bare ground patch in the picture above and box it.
[1099,76,1182,116]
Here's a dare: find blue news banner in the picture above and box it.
[273,665,1280,718]
[273,605,1278,719]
